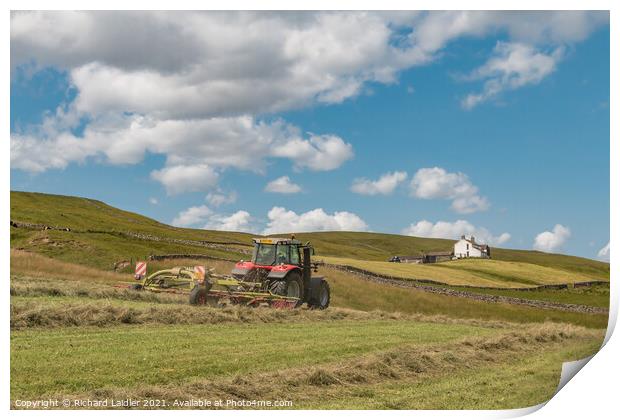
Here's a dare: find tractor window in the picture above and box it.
[253,244,276,265]
[290,246,300,265]
[276,245,289,264]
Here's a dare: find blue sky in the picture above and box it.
[10,11,610,260]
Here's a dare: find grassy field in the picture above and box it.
[309,336,602,409]
[10,318,604,409]
[320,256,604,288]
[323,266,608,328]
[444,284,610,308]
[9,191,611,409]
[9,254,609,408]
[11,320,493,399]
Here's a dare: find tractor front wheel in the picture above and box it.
[269,272,304,307]
[309,280,330,310]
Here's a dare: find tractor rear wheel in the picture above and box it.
[309,280,330,310]
[269,272,304,307]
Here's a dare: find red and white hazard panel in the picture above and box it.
[135,261,147,278]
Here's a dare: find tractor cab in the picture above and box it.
[251,238,304,266]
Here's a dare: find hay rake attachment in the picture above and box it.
[119,264,300,309]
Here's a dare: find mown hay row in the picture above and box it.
[10,300,513,330]
[10,282,187,304]
[42,323,601,409]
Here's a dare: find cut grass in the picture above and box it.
[10,320,494,400]
[13,296,490,330]
[10,276,188,304]
[321,256,602,288]
[13,322,602,409]
[298,333,603,409]
[9,245,609,409]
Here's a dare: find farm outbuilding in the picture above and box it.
[388,251,453,264]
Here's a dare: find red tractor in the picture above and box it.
[231,237,331,309]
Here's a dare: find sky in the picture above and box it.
[9,11,610,260]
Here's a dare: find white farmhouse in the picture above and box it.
[454,235,491,259]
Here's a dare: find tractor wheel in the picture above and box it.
[309,280,330,310]
[189,285,218,306]
[269,272,304,307]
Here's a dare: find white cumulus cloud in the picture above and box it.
[203,210,253,233]
[206,190,237,207]
[401,219,511,245]
[409,11,607,54]
[171,205,213,227]
[462,42,564,109]
[410,167,489,214]
[151,164,219,195]
[351,171,407,195]
[172,205,253,233]
[11,114,354,188]
[263,207,368,235]
[271,134,354,172]
[533,224,571,253]
[10,11,607,192]
[265,176,302,194]
[597,242,609,262]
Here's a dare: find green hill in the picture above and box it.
[10,191,253,243]
[10,191,609,281]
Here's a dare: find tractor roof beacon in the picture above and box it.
[231,238,331,309]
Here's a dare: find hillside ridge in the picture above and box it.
[10,191,609,280]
